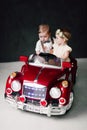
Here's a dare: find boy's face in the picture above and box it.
[39,32,50,43]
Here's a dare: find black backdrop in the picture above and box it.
[0,0,87,62]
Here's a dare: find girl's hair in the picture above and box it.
[56,28,71,41]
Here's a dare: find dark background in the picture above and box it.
[0,0,87,62]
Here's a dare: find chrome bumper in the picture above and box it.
[5,97,72,117]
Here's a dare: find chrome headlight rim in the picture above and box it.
[11,80,21,92]
[49,87,61,99]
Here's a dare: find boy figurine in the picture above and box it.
[35,24,53,54]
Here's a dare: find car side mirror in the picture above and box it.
[62,62,72,69]
[19,56,28,62]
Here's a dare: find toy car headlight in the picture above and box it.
[50,87,61,99]
[11,80,21,92]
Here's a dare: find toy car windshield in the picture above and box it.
[29,53,62,69]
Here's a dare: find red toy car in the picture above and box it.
[4,53,77,117]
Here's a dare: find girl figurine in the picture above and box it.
[52,28,72,62]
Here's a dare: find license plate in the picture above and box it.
[23,104,40,113]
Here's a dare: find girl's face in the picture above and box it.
[39,32,50,43]
[55,35,65,45]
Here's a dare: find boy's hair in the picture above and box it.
[38,24,51,34]
[56,28,71,41]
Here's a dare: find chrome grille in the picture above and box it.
[23,83,47,100]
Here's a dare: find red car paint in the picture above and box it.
[4,54,77,116]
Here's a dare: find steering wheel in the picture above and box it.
[39,53,57,62]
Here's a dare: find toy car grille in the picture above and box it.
[26,99,40,106]
[23,85,47,100]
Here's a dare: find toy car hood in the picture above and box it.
[22,64,64,86]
